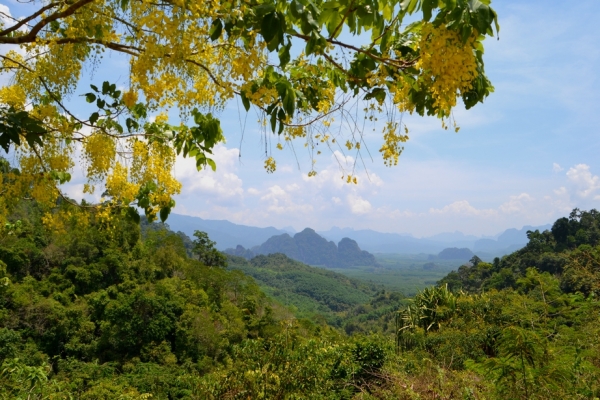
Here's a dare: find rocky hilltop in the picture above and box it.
[225,228,378,268]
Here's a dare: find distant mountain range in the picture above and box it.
[225,228,378,269]
[317,225,551,257]
[165,213,552,258]
[164,213,287,250]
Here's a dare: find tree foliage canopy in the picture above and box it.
[0,0,498,224]
[2,199,600,398]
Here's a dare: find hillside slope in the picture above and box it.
[227,253,378,324]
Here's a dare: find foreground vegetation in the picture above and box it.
[2,201,600,398]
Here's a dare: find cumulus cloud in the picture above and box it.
[302,151,383,190]
[260,184,313,214]
[347,194,372,215]
[499,193,535,214]
[175,144,244,204]
[429,200,497,217]
[566,164,600,198]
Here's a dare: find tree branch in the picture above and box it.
[291,32,416,70]
[328,2,355,40]
[0,0,96,44]
[0,2,60,37]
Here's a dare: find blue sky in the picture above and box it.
[166,1,600,236]
[3,0,599,237]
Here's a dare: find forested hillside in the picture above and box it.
[2,200,600,398]
[227,253,375,320]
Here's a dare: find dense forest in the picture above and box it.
[1,199,600,398]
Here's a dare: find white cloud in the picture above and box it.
[260,185,313,214]
[175,144,243,204]
[302,151,384,190]
[553,163,564,172]
[554,187,567,195]
[499,193,534,214]
[566,164,600,198]
[347,194,372,215]
[429,200,497,217]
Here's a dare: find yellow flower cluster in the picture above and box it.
[0,85,26,108]
[244,85,279,108]
[344,175,358,184]
[41,212,68,237]
[13,135,73,208]
[41,209,90,239]
[30,104,57,121]
[83,133,116,181]
[105,162,140,204]
[417,23,478,115]
[122,90,138,108]
[379,122,409,167]
[285,125,306,140]
[130,139,182,207]
[390,79,414,114]
[264,157,276,173]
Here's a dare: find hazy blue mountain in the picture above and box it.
[318,228,446,253]
[225,244,256,259]
[426,231,481,243]
[165,213,288,250]
[230,229,378,268]
[320,224,553,256]
[281,226,297,234]
[254,233,300,259]
[473,224,552,255]
[337,238,377,267]
[436,247,475,261]
[167,213,553,256]
[294,228,339,266]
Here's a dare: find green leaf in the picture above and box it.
[240,91,251,111]
[254,3,276,16]
[126,206,140,224]
[210,19,223,41]
[85,93,96,103]
[89,112,99,125]
[159,207,171,223]
[90,84,99,92]
[282,90,295,117]
[270,111,277,133]
[96,99,105,109]
[305,33,317,55]
[364,87,386,103]
[49,170,71,184]
[261,12,279,44]
[380,30,391,51]
[423,0,436,21]
[131,103,147,119]
[206,158,217,171]
[102,81,110,95]
[278,39,291,68]
[400,0,419,14]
